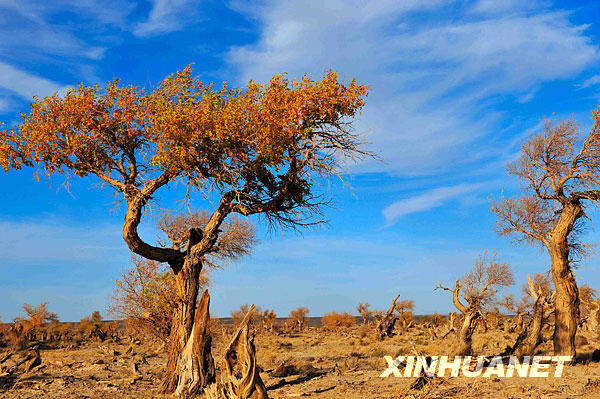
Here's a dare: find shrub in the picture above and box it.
[321,311,356,330]
[231,304,263,327]
[287,307,309,332]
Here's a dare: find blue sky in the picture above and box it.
[1,0,600,321]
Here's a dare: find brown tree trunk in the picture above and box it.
[457,311,479,356]
[551,255,579,357]
[507,292,551,356]
[220,305,268,399]
[175,289,216,398]
[549,203,582,358]
[161,258,206,393]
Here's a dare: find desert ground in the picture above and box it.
[2,317,600,399]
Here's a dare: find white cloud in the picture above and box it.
[226,1,598,175]
[382,183,482,226]
[0,62,69,100]
[581,75,600,88]
[133,0,200,37]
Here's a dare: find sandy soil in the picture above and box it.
[2,323,600,398]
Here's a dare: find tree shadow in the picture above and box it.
[266,369,327,390]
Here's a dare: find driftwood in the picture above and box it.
[174,289,216,398]
[375,294,400,340]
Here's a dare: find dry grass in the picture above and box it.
[1,321,600,398]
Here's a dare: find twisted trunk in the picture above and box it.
[508,292,551,356]
[175,289,216,398]
[162,257,207,393]
[456,311,480,355]
[549,202,582,357]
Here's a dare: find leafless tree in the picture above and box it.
[437,253,513,355]
[491,112,600,356]
[356,302,372,325]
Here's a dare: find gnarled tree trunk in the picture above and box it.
[174,289,216,398]
[456,311,480,356]
[549,203,582,358]
[507,276,553,356]
[162,257,207,393]
[375,294,400,340]
[220,305,268,399]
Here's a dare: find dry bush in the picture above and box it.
[356,302,372,325]
[261,309,277,332]
[321,311,356,330]
[231,304,263,328]
[430,312,443,326]
[285,307,310,332]
[76,311,110,341]
[13,302,59,341]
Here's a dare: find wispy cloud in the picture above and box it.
[227,1,598,176]
[0,62,69,100]
[581,75,600,88]
[133,0,200,37]
[382,183,482,226]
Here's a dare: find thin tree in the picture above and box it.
[0,66,369,394]
[356,302,372,325]
[436,253,513,355]
[491,110,600,356]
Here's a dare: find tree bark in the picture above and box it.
[456,311,479,356]
[551,256,579,357]
[507,287,551,356]
[162,257,205,393]
[375,294,400,340]
[549,203,582,358]
[175,289,216,398]
[220,305,268,399]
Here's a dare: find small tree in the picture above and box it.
[579,284,599,335]
[287,307,310,332]
[356,302,372,325]
[395,299,415,330]
[14,303,58,341]
[261,310,277,332]
[1,66,369,394]
[231,304,263,328]
[77,311,107,341]
[437,253,513,355]
[491,111,600,356]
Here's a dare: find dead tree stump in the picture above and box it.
[375,294,400,340]
[174,289,216,398]
[219,304,268,399]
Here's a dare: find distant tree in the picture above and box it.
[579,284,599,335]
[395,299,415,330]
[231,304,263,327]
[356,302,372,325]
[14,303,58,341]
[287,307,310,332]
[437,253,513,355]
[77,311,108,341]
[491,110,600,356]
[0,65,369,394]
[261,309,277,332]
